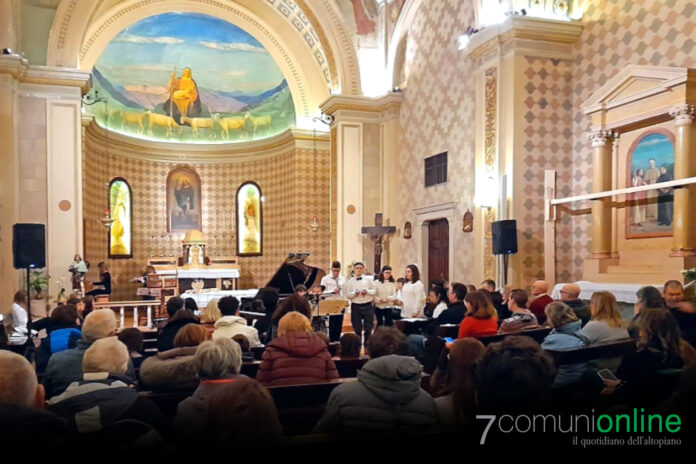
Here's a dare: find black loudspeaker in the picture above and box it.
[13,223,46,269]
[492,220,518,255]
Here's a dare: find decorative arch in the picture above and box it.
[47,0,361,124]
[386,0,426,90]
[236,181,263,256]
[108,177,133,258]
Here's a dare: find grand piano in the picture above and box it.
[263,252,326,296]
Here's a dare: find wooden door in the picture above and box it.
[428,218,449,288]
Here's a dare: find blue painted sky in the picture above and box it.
[95,13,285,94]
[631,133,674,171]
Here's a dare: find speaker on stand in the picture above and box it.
[12,223,46,359]
[491,220,517,286]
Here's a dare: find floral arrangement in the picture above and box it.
[26,270,51,299]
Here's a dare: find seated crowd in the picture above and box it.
[1,275,696,449]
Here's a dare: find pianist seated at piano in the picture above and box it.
[270,289,313,340]
[85,262,112,297]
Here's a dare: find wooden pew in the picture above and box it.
[434,324,459,339]
[545,338,637,366]
[240,358,368,379]
[394,318,431,335]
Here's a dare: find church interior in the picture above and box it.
[1,0,696,451]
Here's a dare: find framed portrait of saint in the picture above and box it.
[236,182,262,256]
[108,177,133,258]
[167,166,202,232]
[625,130,675,239]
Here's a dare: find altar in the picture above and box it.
[146,230,241,295]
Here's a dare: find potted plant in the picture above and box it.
[27,270,51,299]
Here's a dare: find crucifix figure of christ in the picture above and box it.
[361,213,396,275]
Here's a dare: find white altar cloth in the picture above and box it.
[551,281,664,303]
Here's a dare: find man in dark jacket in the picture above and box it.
[0,350,72,447]
[47,337,169,444]
[407,283,468,362]
[157,296,200,352]
[313,326,437,433]
[558,283,590,327]
[43,309,137,399]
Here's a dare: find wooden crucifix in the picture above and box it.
[361,213,396,274]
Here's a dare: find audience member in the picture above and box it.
[5,290,29,348]
[181,377,282,445]
[476,336,555,414]
[117,328,145,369]
[174,337,252,440]
[481,279,506,320]
[338,332,362,358]
[457,291,498,339]
[558,283,590,326]
[634,285,664,314]
[0,351,71,446]
[257,312,338,386]
[499,289,539,333]
[47,337,169,444]
[212,296,261,347]
[140,323,208,391]
[407,283,468,361]
[428,285,448,319]
[232,334,255,362]
[271,291,313,339]
[43,309,126,398]
[313,326,437,433]
[157,296,200,352]
[580,291,629,344]
[200,298,221,324]
[184,297,199,313]
[541,302,589,386]
[36,304,82,373]
[662,280,696,346]
[528,280,552,324]
[434,338,485,425]
[85,262,111,297]
[601,309,685,406]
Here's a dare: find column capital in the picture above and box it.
[587,129,615,147]
[669,104,696,126]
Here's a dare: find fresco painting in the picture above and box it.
[86,13,295,143]
[626,131,675,239]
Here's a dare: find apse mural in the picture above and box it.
[626,131,675,239]
[86,13,296,143]
[109,178,132,258]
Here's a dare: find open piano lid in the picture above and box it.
[264,253,326,296]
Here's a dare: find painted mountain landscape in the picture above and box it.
[86,12,296,143]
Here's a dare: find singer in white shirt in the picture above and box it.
[320,262,346,295]
[400,264,426,318]
[344,262,376,345]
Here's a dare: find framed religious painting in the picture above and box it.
[108,177,133,259]
[167,166,202,232]
[236,181,262,256]
[625,129,675,239]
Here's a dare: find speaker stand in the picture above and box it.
[502,254,509,286]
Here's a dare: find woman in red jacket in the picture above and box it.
[458,291,498,339]
[257,312,338,386]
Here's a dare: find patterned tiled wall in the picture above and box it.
[570,0,696,280]
[397,0,477,283]
[522,57,574,283]
[83,138,331,300]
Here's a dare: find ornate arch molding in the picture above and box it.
[386,0,424,89]
[302,0,361,95]
[47,0,334,122]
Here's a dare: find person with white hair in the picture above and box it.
[43,309,134,398]
[0,351,72,444]
[47,337,169,442]
[174,337,244,438]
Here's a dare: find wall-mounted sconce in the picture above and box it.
[310,215,319,232]
[475,175,498,209]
